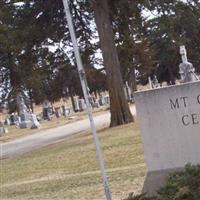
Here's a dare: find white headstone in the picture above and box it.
[16,94,33,128]
[4,117,10,126]
[104,96,110,105]
[99,97,106,106]
[78,99,86,111]
[0,127,5,136]
[94,99,100,108]
[42,100,51,120]
[30,114,40,129]
[61,105,69,117]
[74,99,80,112]
[152,75,160,89]
[0,121,8,136]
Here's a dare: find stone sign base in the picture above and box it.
[142,167,182,196]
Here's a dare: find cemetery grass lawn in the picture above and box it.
[0,121,146,200]
[0,107,108,143]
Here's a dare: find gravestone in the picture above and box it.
[179,45,198,83]
[42,100,51,120]
[61,105,66,117]
[20,113,40,129]
[152,75,160,89]
[78,99,86,111]
[15,94,33,129]
[94,99,100,108]
[61,105,69,117]
[9,113,20,126]
[104,96,110,105]
[7,113,19,127]
[74,99,80,112]
[4,117,10,126]
[89,96,95,107]
[55,107,62,118]
[99,97,105,106]
[0,121,8,136]
[30,114,40,129]
[15,93,40,129]
[66,108,71,116]
[20,113,30,128]
[10,114,16,125]
[134,81,200,196]
[19,110,32,129]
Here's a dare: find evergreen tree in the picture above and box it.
[110,0,155,91]
[91,0,134,127]
[146,0,200,84]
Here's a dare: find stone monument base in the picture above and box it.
[19,113,40,129]
[31,122,40,129]
[142,167,183,197]
[19,121,33,129]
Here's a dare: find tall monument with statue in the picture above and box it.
[179,45,198,83]
[17,92,40,129]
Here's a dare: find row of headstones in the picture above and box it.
[3,105,71,126]
[42,105,72,120]
[74,96,110,112]
[0,112,40,136]
[0,96,111,136]
[74,91,133,113]
[42,96,110,117]
[4,112,40,129]
[74,91,134,112]
[0,105,71,136]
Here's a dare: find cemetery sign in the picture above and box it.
[135,81,200,172]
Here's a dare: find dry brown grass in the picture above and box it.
[0,121,146,200]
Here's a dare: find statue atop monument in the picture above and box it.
[179,45,198,83]
[16,92,29,116]
[152,75,160,88]
[16,92,40,129]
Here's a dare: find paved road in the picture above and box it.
[1,106,136,159]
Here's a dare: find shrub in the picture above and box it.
[124,164,200,200]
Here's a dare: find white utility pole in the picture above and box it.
[62,1,112,200]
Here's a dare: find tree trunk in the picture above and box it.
[167,65,175,85]
[92,0,134,127]
[69,87,76,112]
[29,89,34,113]
[15,90,21,116]
[129,67,137,95]
[8,52,21,115]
